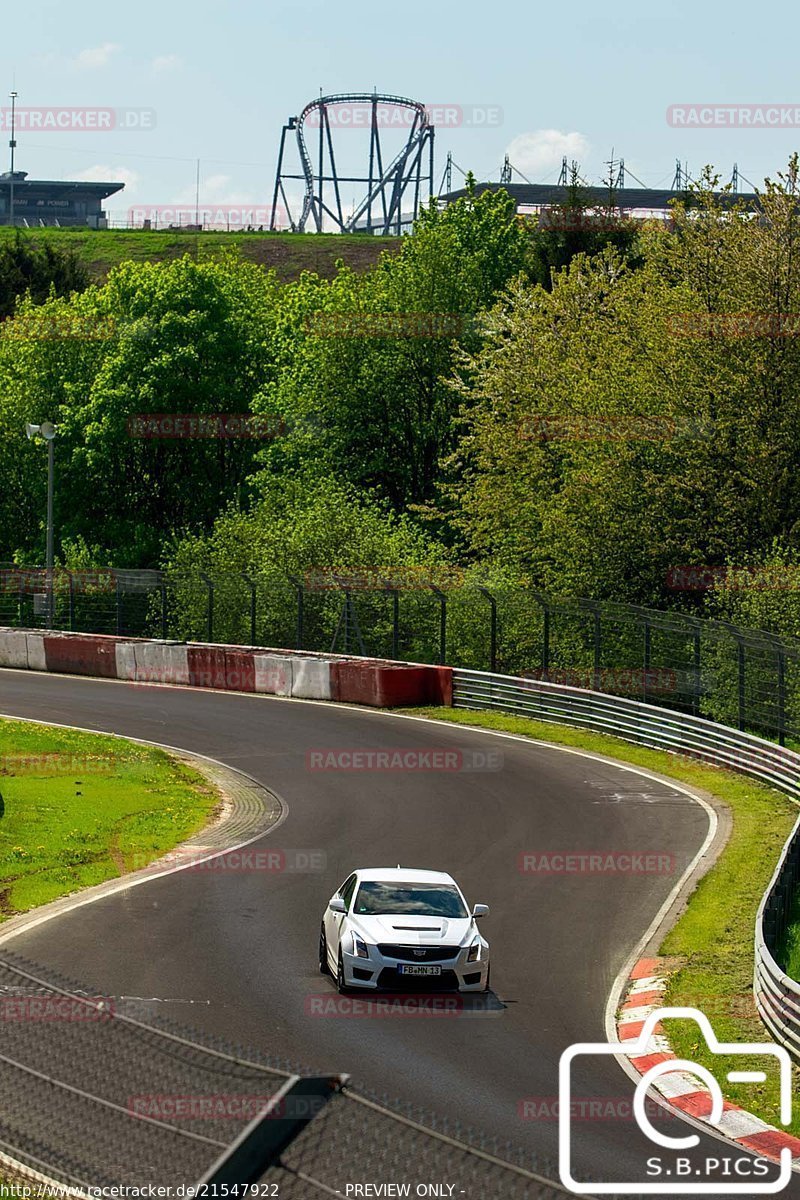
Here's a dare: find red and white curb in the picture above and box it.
[617,957,800,1167]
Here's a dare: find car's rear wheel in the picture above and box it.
[319,925,329,975]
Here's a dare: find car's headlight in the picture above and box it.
[467,939,481,962]
[353,934,370,959]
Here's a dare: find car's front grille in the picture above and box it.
[377,944,461,962]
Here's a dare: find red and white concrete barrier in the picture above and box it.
[0,628,451,710]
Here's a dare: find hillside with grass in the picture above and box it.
[0,227,400,283]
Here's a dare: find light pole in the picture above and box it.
[8,90,17,228]
[25,421,57,625]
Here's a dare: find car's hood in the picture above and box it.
[350,913,474,945]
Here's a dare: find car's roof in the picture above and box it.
[353,867,457,885]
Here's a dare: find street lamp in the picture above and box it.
[8,91,17,229]
[25,420,57,626]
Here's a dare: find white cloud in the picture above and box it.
[505,129,590,179]
[151,54,182,72]
[172,174,257,205]
[75,43,120,69]
[74,165,139,192]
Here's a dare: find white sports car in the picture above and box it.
[319,866,490,993]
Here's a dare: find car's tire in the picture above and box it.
[319,925,329,975]
[482,964,491,993]
[336,951,348,994]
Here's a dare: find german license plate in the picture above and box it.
[398,964,442,976]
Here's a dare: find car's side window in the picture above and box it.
[340,874,358,911]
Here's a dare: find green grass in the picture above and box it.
[403,705,800,1133]
[0,717,219,917]
[0,227,399,283]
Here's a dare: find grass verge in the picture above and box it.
[0,717,219,919]
[402,705,800,1134]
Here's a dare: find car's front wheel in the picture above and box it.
[336,951,348,994]
[318,925,329,975]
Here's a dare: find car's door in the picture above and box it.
[325,872,358,959]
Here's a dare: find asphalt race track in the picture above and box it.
[1,669,796,1198]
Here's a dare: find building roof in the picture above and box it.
[0,174,125,200]
[442,181,761,213]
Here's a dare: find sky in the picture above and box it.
[1,0,799,227]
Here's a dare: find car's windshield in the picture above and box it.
[354,881,468,918]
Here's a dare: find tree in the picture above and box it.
[0,253,281,565]
[445,161,800,604]
[256,181,530,516]
[0,232,88,321]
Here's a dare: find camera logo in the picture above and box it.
[559,1007,793,1193]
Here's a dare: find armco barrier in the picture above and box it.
[451,666,800,1060]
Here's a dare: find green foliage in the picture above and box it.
[0,230,89,320]
[258,182,530,513]
[446,159,800,605]
[0,253,281,565]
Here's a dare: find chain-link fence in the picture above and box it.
[0,953,581,1197]
[2,566,799,745]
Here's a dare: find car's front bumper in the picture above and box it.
[341,946,489,992]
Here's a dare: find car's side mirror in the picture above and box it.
[472,903,489,919]
[329,896,347,914]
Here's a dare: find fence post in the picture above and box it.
[384,586,400,659]
[195,1074,348,1187]
[115,576,122,636]
[288,576,304,650]
[160,582,168,641]
[241,573,257,644]
[643,620,651,702]
[737,638,746,731]
[777,647,787,747]
[478,587,497,673]
[430,586,446,665]
[593,608,602,691]
[200,572,214,643]
[693,629,701,717]
[67,571,75,632]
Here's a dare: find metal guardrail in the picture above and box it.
[452,667,800,1058]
